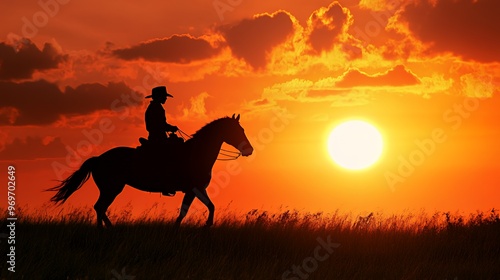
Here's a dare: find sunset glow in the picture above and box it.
[2,1,499,278]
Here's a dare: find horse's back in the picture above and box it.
[95,145,178,187]
[91,147,137,181]
[93,144,197,193]
[100,146,136,159]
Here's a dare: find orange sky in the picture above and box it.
[1,0,499,218]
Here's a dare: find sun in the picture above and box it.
[327,120,383,170]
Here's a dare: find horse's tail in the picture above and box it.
[47,157,98,205]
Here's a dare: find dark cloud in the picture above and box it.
[381,38,415,60]
[0,80,142,126]
[0,39,66,80]
[307,2,352,53]
[220,11,295,69]
[0,136,66,160]
[402,0,500,62]
[336,65,420,87]
[113,35,220,63]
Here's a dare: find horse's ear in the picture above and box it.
[236,114,240,121]
[231,114,235,119]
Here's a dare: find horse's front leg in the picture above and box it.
[193,189,215,227]
[175,191,195,227]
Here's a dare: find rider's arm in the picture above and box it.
[165,123,178,132]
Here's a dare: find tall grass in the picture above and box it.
[1,206,499,279]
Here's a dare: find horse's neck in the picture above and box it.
[189,134,223,170]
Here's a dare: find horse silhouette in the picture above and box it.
[47,114,253,228]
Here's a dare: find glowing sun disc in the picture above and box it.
[327,120,383,170]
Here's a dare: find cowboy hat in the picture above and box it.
[145,86,173,98]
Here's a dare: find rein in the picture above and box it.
[177,129,191,141]
[176,129,241,161]
[217,148,241,161]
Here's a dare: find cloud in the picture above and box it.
[359,0,400,11]
[262,78,315,101]
[307,2,353,53]
[401,0,500,62]
[247,77,373,111]
[0,80,142,126]
[258,77,371,107]
[460,73,495,98]
[254,65,425,109]
[113,35,221,63]
[0,136,66,160]
[251,98,272,107]
[220,11,295,69]
[0,39,66,80]
[179,92,210,120]
[335,65,420,87]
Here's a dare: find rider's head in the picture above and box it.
[146,86,173,104]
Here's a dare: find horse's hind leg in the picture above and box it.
[94,184,124,228]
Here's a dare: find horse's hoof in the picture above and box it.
[204,222,213,228]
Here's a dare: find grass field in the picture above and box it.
[1,207,500,279]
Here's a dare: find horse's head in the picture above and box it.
[224,114,253,157]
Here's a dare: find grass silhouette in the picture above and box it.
[1,206,500,279]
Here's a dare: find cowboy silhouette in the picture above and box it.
[145,86,178,144]
[143,86,179,196]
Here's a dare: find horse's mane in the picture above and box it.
[190,116,235,139]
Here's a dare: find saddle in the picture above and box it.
[137,133,184,151]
